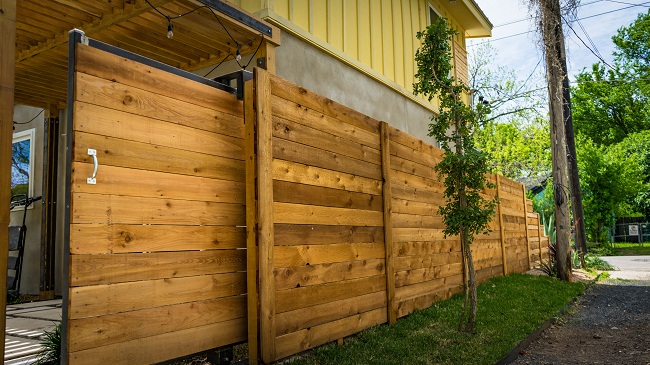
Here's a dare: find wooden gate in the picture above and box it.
[63,31,247,364]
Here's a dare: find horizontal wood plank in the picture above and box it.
[76,44,243,117]
[275,308,386,361]
[70,250,246,286]
[274,180,382,211]
[70,193,245,226]
[69,317,246,365]
[274,202,383,227]
[75,72,243,138]
[274,224,384,246]
[273,159,382,195]
[275,275,386,313]
[74,102,244,160]
[69,272,247,319]
[274,259,386,290]
[73,132,244,182]
[274,243,385,267]
[69,295,246,352]
[273,137,382,180]
[70,224,245,254]
[275,291,385,336]
[72,163,245,203]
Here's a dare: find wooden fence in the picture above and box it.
[245,68,549,364]
[63,38,548,364]
[66,42,247,364]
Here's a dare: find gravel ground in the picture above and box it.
[512,280,650,365]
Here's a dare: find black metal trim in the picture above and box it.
[198,0,272,37]
[85,37,236,95]
[214,70,253,100]
[62,28,84,365]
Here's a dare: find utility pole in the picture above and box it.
[538,0,573,281]
[561,66,589,264]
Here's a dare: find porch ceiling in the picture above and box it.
[14,0,279,109]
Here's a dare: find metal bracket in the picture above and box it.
[87,149,97,185]
[213,70,253,100]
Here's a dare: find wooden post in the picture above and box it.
[379,122,396,325]
[254,67,276,364]
[496,175,507,276]
[244,79,259,365]
[260,41,276,75]
[537,213,543,264]
[522,185,531,270]
[0,1,17,359]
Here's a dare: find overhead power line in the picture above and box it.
[471,1,650,46]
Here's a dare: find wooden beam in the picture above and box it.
[496,175,507,276]
[254,67,276,363]
[380,122,396,325]
[260,41,276,74]
[0,0,17,360]
[522,185,531,270]
[16,0,173,63]
[244,79,259,365]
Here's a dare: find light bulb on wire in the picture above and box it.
[236,48,242,62]
[166,17,173,39]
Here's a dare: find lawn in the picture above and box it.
[280,274,585,365]
[610,242,650,256]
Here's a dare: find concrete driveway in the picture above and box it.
[600,255,650,281]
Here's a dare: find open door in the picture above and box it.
[63,30,247,364]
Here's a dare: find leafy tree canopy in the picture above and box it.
[612,10,650,71]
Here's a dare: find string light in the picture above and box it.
[236,48,242,62]
[166,16,174,39]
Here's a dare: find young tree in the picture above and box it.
[414,18,497,333]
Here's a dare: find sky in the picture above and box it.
[468,0,650,84]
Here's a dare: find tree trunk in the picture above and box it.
[464,230,477,333]
[541,0,573,282]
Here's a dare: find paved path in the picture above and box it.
[4,299,61,364]
[513,256,650,365]
[600,256,650,281]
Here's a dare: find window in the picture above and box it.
[428,4,441,25]
[11,129,35,200]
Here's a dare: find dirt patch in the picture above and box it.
[512,281,650,365]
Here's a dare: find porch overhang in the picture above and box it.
[14,0,281,109]
[446,0,493,38]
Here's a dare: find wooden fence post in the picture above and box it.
[522,185,531,270]
[0,1,17,360]
[380,122,396,325]
[537,213,543,265]
[254,68,276,364]
[496,175,508,275]
[244,79,259,365]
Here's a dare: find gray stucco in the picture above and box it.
[275,32,437,144]
[10,105,44,295]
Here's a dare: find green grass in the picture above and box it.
[611,242,650,256]
[281,274,584,365]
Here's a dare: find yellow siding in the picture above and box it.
[236,0,472,111]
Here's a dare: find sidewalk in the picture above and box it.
[5,299,62,364]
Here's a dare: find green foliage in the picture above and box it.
[615,130,650,219]
[34,323,61,365]
[612,10,650,71]
[474,118,550,181]
[572,252,615,271]
[413,18,496,244]
[532,179,555,219]
[572,63,649,146]
[282,275,584,365]
[541,213,556,245]
[577,137,643,243]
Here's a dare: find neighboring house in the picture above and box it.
[7,0,490,298]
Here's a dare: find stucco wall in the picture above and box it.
[274,32,437,144]
[10,105,44,296]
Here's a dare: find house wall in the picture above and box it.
[10,105,44,296]
[229,0,472,113]
[275,31,436,143]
